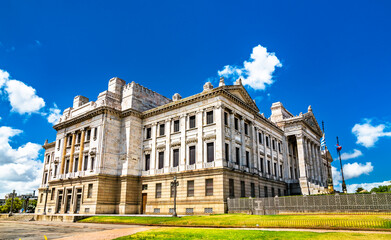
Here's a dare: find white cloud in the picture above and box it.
[332,162,374,192]
[352,119,391,148]
[347,180,391,193]
[47,103,62,125]
[0,126,42,198]
[343,162,373,179]
[340,149,363,160]
[0,69,46,114]
[218,44,282,90]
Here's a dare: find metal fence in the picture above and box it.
[227,193,391,215]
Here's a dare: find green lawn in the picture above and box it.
[114,228,391,240]
[79,214,391,230]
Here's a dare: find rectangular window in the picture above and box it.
[224,112,228,125]
[90,157,95,171]
[77,132,81,144]
[207,142,214,162]
[278,189,281,197]
[271,187,275,197]
[225,143,229,162]
[74,158,79,172]
[65,159,70,174]
[51,188,55,200]
[189,115,196,129]
[146,127,151,139]
[245,151,250,167]
[46,155,50,164]
[40,194,43,203]
[158,152,164,169]
[251,183,255,197]
[267,160,271,174]
[86,129,91,141]
[278,142,281,153]
[290,167,293,179]
[93,127,98,140]
[44,173,48,184]
[68,136,72,146]
[189,146,196,165]
[240,181,245,197]
[87,184,93,198]
[173,149,179,167]
[274,162,277,176]
[264,186,268,197]
[206,111,213,124]
[235,147,240,164]
[205,179,213,196]
[174,120,180,132]
[159,124,165,136]
[57,139,61,149]
[244,123,248,135]
[54,164,58,177]
[155,183,162,198]
[229,179,235,198]
[280,164,283,178]
[260,158,264,173]
[266,136,269,148]
[142,184,148,190]
[187,180,194,197]
[234,117,239,130]
[145,154,150,171]
[83,156,88,171]
[258,132,263,144]
[272,140,276,151]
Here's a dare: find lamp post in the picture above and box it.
[171,176,179,217]
[43,185,49,215]
[9,189,15,216]
[336,137,347,193]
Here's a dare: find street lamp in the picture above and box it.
[43,185,50,215]
[8,189,15,216]
[171,176,179,217]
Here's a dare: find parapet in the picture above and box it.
[73,95,89,108]
[270,102,294,123]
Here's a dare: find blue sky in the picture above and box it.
[1,1,390,196]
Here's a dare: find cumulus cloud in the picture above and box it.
[47,103,62,124]
[332,162,374,192]
[218,44,282,90]
[340,149,363,160]
[352,119,391,148]
[343,162,373,179]
[5,80,45,114]
[347,180,391,193]
[0,126,42,198]
[0,69,46,114]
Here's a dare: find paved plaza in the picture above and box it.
[0,221,154,240]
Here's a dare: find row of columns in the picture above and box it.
[59,129,87,174]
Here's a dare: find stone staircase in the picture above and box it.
[0,213,35,221]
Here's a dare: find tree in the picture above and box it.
[355,187,364,193]
[370,184,391,193]
[27,199,37,213]
[0,197,22,213]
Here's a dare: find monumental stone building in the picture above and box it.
[36,77,333,215]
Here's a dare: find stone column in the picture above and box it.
[78,129,86,172]
[150,124,157,172]
[69,133,76,173]
[215,104,224,167]
[196,110,203,168]
[230,111,235,165]
[60,135,68,174]
[296,135,309,195]
[180,114,186,170]
[253,126,258,171]
[307,141,313,182]
[240,118,245,167]
[164,120,171,170]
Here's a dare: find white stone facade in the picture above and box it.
[36,77,333,215]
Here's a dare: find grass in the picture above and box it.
[79,214,391,230]
[113,228,391,240]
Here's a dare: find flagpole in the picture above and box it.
[336,136,347,193]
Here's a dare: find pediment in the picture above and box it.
[303,113,323,135]
[224,86,259,112]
